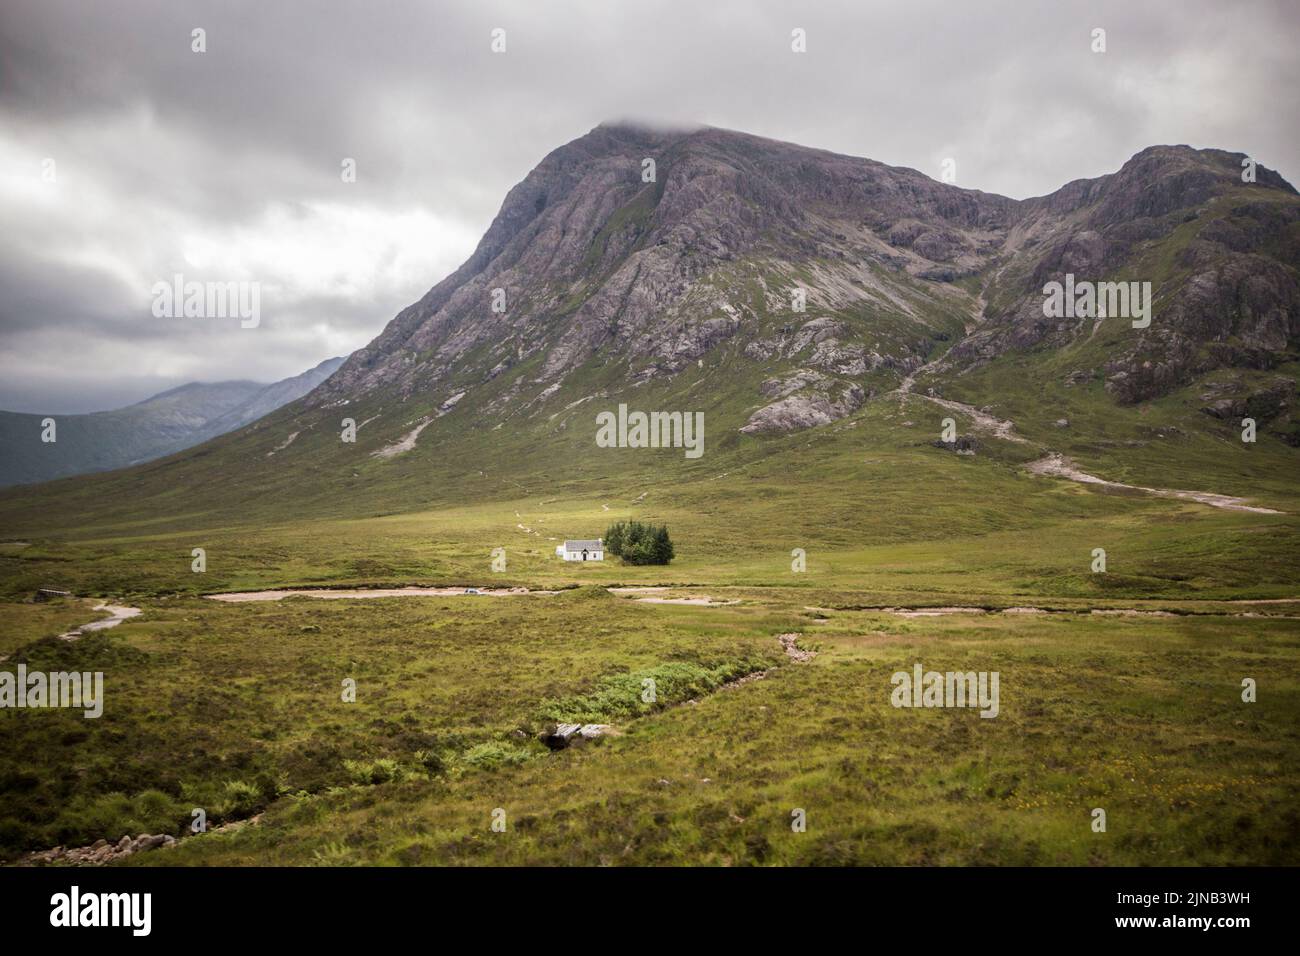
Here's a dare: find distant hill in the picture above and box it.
[0,356,344,487]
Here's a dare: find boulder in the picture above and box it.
[541,723,583,750]
[932,436,978,454]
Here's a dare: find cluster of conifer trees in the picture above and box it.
[604,521,674,565]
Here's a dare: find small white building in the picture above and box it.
[556,539,604,562]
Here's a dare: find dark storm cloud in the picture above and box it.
[1,0,1296,411]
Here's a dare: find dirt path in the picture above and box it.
[899,386,1279,514]
[888,272,1280,513]
[887,266,1280,513]
[202,585,739,606]
[1026,454,1282,514]
[200,586,1297,617]
[206,586,551,602]
[879,606,989,618]
[919,394,1030,443]
[58,603,141,641]
[632,595,739,606]
[860,603,1297,619]
[895,357,943,397]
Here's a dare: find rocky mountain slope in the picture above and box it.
[0,356,343,487]
[945,146,1300,407]
[309,124,1298,443]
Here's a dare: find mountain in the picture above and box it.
[0,356,344,487]
[0,124,1296,530]
[313,123,1297,436]
[945,145,1300,405]
[315,123,1022,428]
[195,357,348,442]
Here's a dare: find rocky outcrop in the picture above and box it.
[949,149,1298,404]
[1200,379,1295,421]
[23,833,177,866]
[741,378,865,434]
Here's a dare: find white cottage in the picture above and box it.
[556,539,604,561]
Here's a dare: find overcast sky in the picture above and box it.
[1,0,1296,413]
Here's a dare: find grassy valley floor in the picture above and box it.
[1,395,1297,866]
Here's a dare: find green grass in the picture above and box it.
[1,294,1297,864]
[100,607,1299,866]
[0,598,100,657]
[1,562,1296,864]
[0,587,796,856]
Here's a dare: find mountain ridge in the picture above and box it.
[0,356,344,487]
[309,124,1297,427]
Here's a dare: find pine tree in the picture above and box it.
[652,525,674,564]
[604,521,626,556]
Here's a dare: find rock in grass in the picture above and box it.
[931,436,978,455]
[541,723,612,749]
[541,723,583,750]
